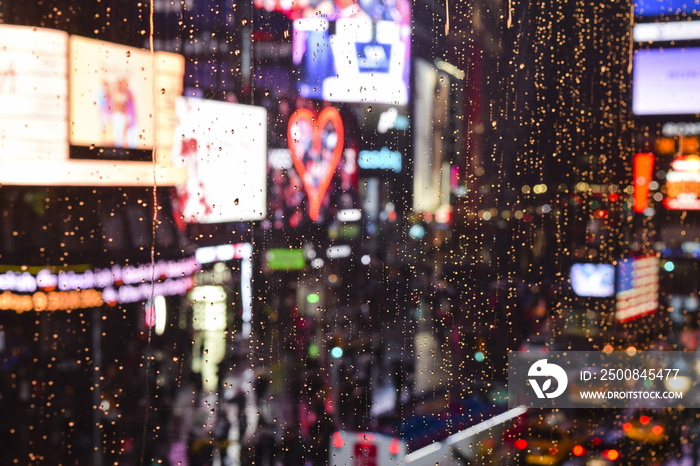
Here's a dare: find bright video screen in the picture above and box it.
[570,263,615,298]
[291,0,411,105]
[633,47,700,116]
[171,97,268,224]
[70,36,155,151]
[634,0,700,17]
[0,25,68,161]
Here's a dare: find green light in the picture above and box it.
[664,261,674,272]
[331,346,343,358]
[474,351,485,362]
[307,293,320,304]
[308,343,319,359]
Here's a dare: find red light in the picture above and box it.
[633,152,654,213]
[609,193,619,202]
[639,415,651,425]
[573,445,586,457]
[605,449,620,461]
[622,422,633,432]
[549,447,559,456]
[332,432,344,449]
[592,437,602,446]
[514,439,528,450]
[652,425,664,435]
[389,439,401,455]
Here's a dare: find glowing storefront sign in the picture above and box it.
[358,147,402,172]
[664,155,700,210]
[194,243,253,337]
[0,257,199,313]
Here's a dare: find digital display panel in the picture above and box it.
[413,59,449,212]
[171,97,268,223]
[570,263,615,298]
[634,0,700,17]
[632,47,700,116]
[0,25,68,161]
[0,29,187,187]
[291,0,411,105]
[70,37,154,150]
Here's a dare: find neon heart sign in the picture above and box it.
[287,106,344,221]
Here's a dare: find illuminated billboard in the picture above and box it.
[570,263,615,298]
[171,97,268,223]
[413,59,449,212]
[632,47,700,116]
[291,0,411,105]
[664,155,700,210]
[70,36,157,152]
[0,28,187,187]
[634,0,700,17]
[0,25,69,161]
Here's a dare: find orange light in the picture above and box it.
[652,425,664,436]
[605,449,620,461]
[622,422,633,432]
[573,445,586,456]
[514,439,528,450]
[388,439,401,455]
[549,447,559,456]
[639,415,651,425]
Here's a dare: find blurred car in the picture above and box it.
[518,411,580,466]
[621,411,667,445]
[564,427,628,466]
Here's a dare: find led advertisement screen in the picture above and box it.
[291,0,411,105]
[570,263,615,298]
[70,36,181,159]
[0,25,68,161]
[0,29,186,187]
[632,47,700,116]
[171,97,268,224]
[634,0,700,17]
[413,59,450,212]
[664,155,700,210]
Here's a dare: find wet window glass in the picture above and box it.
[1,1,699,465]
